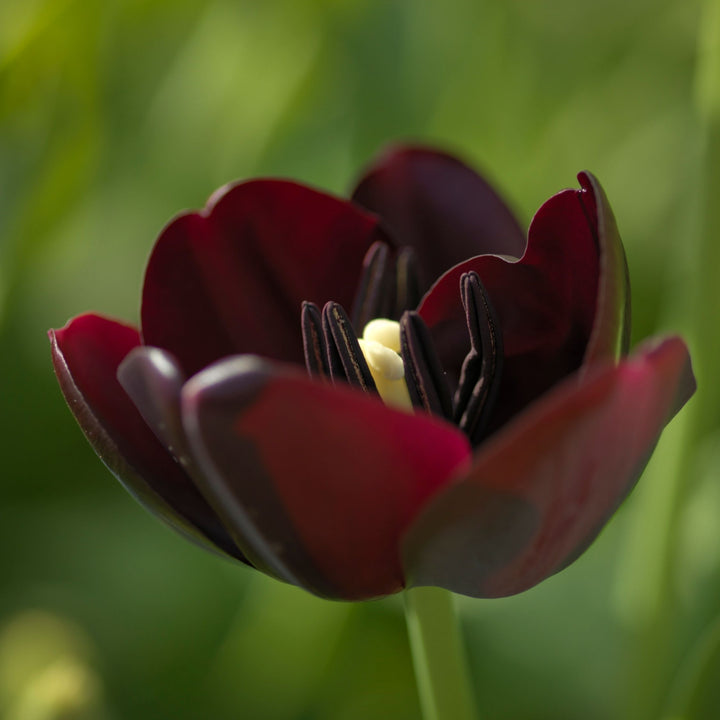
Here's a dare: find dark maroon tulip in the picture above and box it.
[50,145,695,600]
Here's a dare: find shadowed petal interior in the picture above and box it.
[351,145,526,287]
[418,179,604,431]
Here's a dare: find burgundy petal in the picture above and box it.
[117,347,189,461]
[351,145,526,288]
[577,171,631,365]
[181,357,472,600]
[117,346,253,567]
[401,337,696,598]
[50,314,242,560]
[418,179,603,430]
[141,180,391,377]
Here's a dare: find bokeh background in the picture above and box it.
[1,0,719,718]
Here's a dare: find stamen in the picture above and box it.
[351,243,424,330]
[394,247,422,318]
[301,302,329,380]
[351,242,395,331]
[453,272,503,444]
[321,302,378,395]
[302,261,504,443]
[400,311,453,420]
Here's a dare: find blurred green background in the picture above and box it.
[1,0,719,718]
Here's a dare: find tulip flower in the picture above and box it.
[50,145,695,602]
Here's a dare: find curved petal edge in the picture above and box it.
[577,171,632,365]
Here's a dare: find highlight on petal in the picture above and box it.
[418,175,608,431]
[49,314,243,560]
[351,145,526,288]
[118,346,188,461]
[181,357,472,600]
[401,336,695,598]
[141,179,392,377]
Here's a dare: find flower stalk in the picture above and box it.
[404,587,478,720]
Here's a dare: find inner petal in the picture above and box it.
[142,180,391,377]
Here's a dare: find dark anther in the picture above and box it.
[301,302,329,380]
[453,272,503,445]
[394,247,422,318]
[400,311,453,421]
[351,242,396,331]
[321,302,379,395]
[351,242,424,329]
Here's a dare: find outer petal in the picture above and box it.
[351,145,526,287]
[577,171,631,364]
[117,346,251,567]
[50,314,243,560]
[180,357,472,600]
[418,179,604,429]
[402,336,695,598]
[141,180,391,377]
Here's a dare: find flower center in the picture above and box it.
[300,243,504,447]
[358,320,412,410]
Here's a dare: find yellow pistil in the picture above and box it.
[362,318,402,353]
[359,319,412,410]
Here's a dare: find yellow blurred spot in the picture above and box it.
[0,611,105,720]
[8,659,102,720]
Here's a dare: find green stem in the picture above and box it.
[404,587,479,720]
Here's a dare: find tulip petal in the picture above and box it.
[50,314,243,560]
[117,346,253,567]
[117,347,189,462]
[181,357,472,600]
[402,336,695,598]
[418,178,606,431]
[141,180,391,376]
[577,171,631,364]
[351,145,526,288]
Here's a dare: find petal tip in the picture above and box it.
[182,355,272,410]
[577,170,596,189]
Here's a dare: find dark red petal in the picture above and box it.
[181,357,472,600]
[402,337,696,598]
[141,180,390,377]
[577,171,631,364]
[50,314,243,560]
[117,346,253,567]
[351,145,526,288]
[418,181,603,429]
[117,347,188,460]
